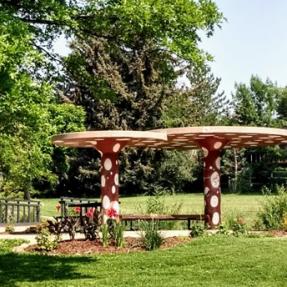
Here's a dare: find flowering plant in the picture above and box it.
[86,207,95,218]
[106,208,118,219]
[74,206,81,214]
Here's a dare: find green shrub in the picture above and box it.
[140,220,163,251]
[256,185,287,230]
[36,228,59,252]
[113,223,125,248]
[144,190,183,229]
[5,224,15,233]
[101,224,109,247]
[108,220,125,248]
[217,224,229,235]
[224,214,248,236]
[190,223,204,238]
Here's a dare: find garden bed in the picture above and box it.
[25,236,191,255]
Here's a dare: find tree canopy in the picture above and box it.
[0,7,85,199]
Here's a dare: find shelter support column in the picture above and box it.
[100,153,120,222]
[199,139,227,229]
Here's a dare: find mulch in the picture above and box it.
[25,236,191,255]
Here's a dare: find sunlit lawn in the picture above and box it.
[1,236,287,286]
[40,193,265,226]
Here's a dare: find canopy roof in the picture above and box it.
[52,126,287,150]
[52,130,167,149]
[151,126,287,150]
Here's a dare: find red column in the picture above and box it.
[96,141,124,223]
[198,139,227,228]
[100,153,120,222]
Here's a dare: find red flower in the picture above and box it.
[106,208,118,219]
[56,204,61,212]
[74,206,81,213]
[86,207,95,218]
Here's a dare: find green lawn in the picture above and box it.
[40,193,265,225]
[1,236,287,286]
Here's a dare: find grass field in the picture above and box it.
[40,193,266,226]
[1,236,287,286]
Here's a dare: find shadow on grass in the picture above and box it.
[0,252,97,286]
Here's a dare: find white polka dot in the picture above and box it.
[215,157,220,169]
[113,143,121,153]
[110,171,113,175]
[112,185,116,194]
[116,160,118,165]
[104,158,112,171]
[111,201,120,213]
[214,141,222,149]
[203,162,206,167]
[212,212,220,225]
[204,187,209,195]
[114,173,119,186]
[102,195,111,209]
[202,147,208,158]
[209,166,213,170]
[210,171,220,188]
[101,175,106,187]
[210,195,219,208]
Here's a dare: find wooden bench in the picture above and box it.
[120,214,205,230]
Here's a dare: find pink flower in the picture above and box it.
[86,207,95,218]
[74,207,81,213]
[106,208,118,219]
[56,204,61,212]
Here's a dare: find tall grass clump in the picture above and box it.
[140,220,163,251]
[256,185,287,230]
[144,189,183,229]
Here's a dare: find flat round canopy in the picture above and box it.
[52,130,167,149]
[152,126,287,150]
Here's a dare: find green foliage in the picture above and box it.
[222,214,248,236]
[0,9,85,199]
[0,239,26,252]
[101,224,109,248]
[232,76,280,127]
[162,66,230,127]
[190,223,205,238]
[36,227,59,252]
[108,220,125,248]
[143,190,183,229]
[140,220,163,251]
[256,186,287,230]
[4,224,15,234]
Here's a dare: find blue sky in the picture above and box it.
[201,0,287,97]
[54,0,287,97]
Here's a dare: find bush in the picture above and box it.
[36,228,59,252]
[190,223,204,238]
[256,185,287,230]
[140,220,163,251]
[224,214,248,236]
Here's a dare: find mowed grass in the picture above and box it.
[40,193,265,225]
[1,236,287,286]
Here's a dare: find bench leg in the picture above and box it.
[188,219,191,230]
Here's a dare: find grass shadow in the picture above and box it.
[0,252,97,286]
